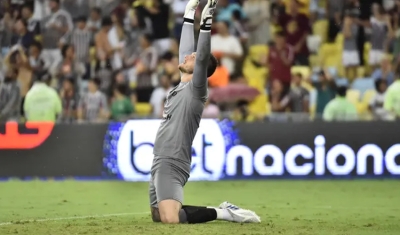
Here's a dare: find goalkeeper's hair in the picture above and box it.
[207,54,218,77]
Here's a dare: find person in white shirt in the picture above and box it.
[211,21,243,75]
[149,74,172,118]
[370,79,391,120]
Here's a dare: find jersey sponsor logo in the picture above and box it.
[162,113,172,121]
[116,119,225,181]
[0,122,54,149]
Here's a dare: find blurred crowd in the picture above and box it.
[0,0,400,123]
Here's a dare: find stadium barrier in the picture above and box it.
[0,122,107,178]
[1,121,400,179]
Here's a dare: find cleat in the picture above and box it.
[219,201,261,223]
[226,208,261,223]
[219,201,240,210]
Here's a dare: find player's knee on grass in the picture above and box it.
[150,207,161,223]
[158,199,181,224]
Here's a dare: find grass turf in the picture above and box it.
[0,180,399,235]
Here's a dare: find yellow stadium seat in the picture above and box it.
[364,42,371,65]
[335,33,344,48]
[309,104,316,119]
[135,102,152,116]
[346,89,361,104]
[249,45,269,58]
[309,54,318,67]
[319,43,341,68]
[291,66,311,78]
[362,89,376,104]
[243,48,269,117]
[312,20,328,43]
[356,66,366,78]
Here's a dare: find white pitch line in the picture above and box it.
[0,212,149,226]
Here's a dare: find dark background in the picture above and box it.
[0,124,107,177]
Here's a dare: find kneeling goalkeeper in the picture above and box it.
[149,0,261,224]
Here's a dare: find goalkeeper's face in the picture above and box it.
[178,52,196,74]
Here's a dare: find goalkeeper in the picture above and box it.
[148,0,261,224]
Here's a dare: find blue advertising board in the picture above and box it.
[103,120,400,180]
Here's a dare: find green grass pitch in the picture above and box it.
[0,180,399,235]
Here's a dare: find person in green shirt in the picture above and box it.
[314,69,336,115]
[24,70,62,122]
[111,84,135,121]
[384,76,400,118]
[323,86,358,122]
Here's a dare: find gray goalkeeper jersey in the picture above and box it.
[153,23,211,176]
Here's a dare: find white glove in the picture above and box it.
[184,0,199,19]
[201,0,218,23]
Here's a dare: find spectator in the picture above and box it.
[142,0,171,55]
[0,11,14,55]
[5,45,32,97]
[77,77,109,123]
[278,0,311,66]
[60,78,79,123]
[95,17,114,67]
[55,44,86,91]
[384,74,400,119]
[231,100,255,122]
[108,11,125,70]
[270,79,289,112]
[61,15,92,91]
[134,34,158,103]
[149,74,172,118]
[61,16,92,65]
[208,56,229,88]
[32,0,51,21]
[161,53,181,86]
[314,69,336,115]
[342,11,360,81]
[288,73,309,113]
[93,0,121,17]
[323,86,358,121]
[171,0,188,42]
[21,3,40,35]
[87,7,102,33]
[370,79,390,120]
[24,70,62,122]
[28,40,45,72]
[270,0,286,25]
[230,9,248,45]
[264,31,294,88]
[111,83,134,121]
[368,4,393,69]
[371,57,395,85]
[216,0,245,22]
[11,18,35,50]
[62,0,91,21]
[41,0,73,71]
[202,100,221,119]
[0,68,20,122]
[211,21,243,75]
[326,0,345,42]
[242,0,270,47]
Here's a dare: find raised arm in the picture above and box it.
[192,0,217,98]
[179,0,199,64]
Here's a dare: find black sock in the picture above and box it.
[179,205,217,224]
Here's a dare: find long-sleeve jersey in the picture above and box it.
[152,20,211,175]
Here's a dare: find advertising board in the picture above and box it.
[103,120,400,180]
